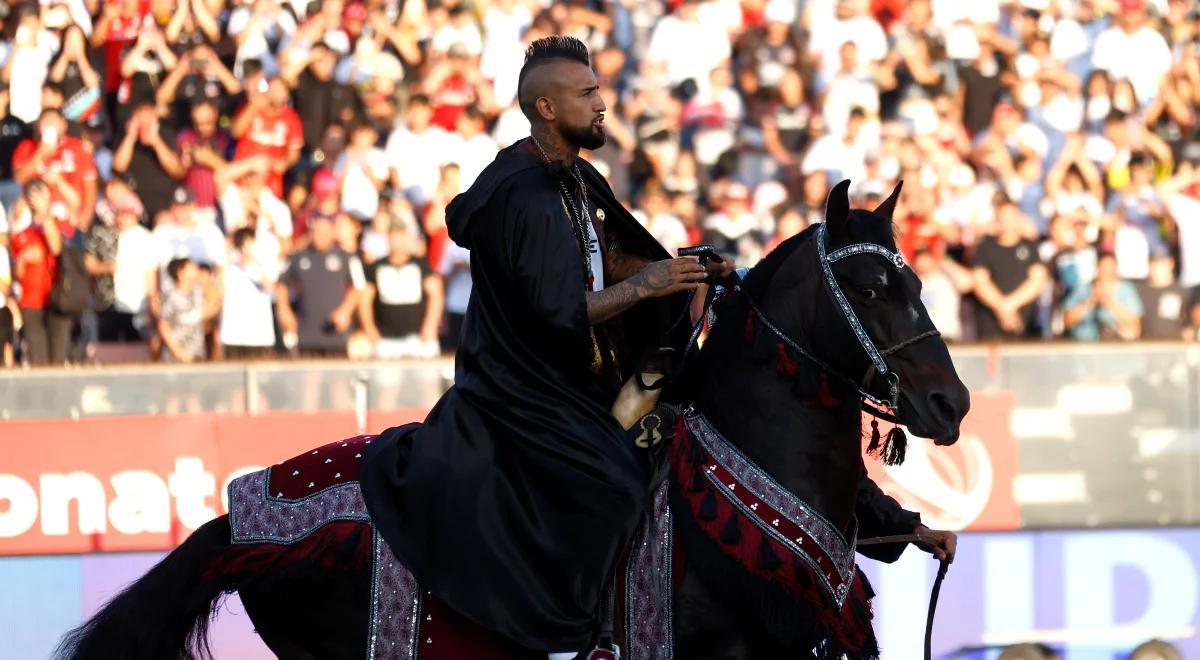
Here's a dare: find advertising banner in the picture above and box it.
[0,410,425,555]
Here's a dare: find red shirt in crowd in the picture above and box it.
[12,136,98,228]
[101,10,147,93]
[10,225,59,310]
[234,106,304,197]
[431,76,476,132]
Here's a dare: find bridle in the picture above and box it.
[738,222,940,418]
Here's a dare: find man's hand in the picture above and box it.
[913,525,956,563]
[634,257,708,297]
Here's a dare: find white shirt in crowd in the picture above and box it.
[446,133,499,190]
[334,147,389,220]
[387,125,454,205]
[226,5,296,78]
[1091,25,1173,106]
[5,33,56,123]
[153,220,228,274]
[479,4,531,107]
[0,242,10,307]
[219,185,294,240]
[220,258,277,348]
[646,13,730,91]
[491,106,531,149]
[113,223,158,316]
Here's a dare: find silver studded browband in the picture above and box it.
[815,222,908,377]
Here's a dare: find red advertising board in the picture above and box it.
[0,410,426,555]
[865,391,1020,531]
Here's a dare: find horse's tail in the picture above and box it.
[54,515,236,660]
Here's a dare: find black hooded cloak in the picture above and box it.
[359,139,687,651]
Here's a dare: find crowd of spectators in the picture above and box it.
[3,0,1200,368]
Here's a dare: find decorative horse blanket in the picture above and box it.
[222,434,672,659]
[221,417,873,659]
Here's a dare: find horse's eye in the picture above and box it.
[859,287,881,301]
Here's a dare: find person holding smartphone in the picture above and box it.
[11,107,98,232]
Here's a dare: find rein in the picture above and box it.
[859,534,950,660]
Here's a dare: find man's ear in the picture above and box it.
[536,97,555,122]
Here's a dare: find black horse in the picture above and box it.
[55,180,969,660]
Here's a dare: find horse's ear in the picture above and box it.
[825,179,851,238]
[873,180,903,221]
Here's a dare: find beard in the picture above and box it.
[561,119,607,151]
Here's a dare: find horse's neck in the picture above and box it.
[695,340,864,534]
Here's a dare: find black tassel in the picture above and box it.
[698,489,718,520]
[882,426,908,465]
[687,438,704,464]
[720,511,741,544]
[689,464,707,493]
[866,419,881,454]
[758,536,782,571]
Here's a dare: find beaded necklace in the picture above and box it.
[530,136,596,289]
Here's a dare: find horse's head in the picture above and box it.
[761,179,970,445]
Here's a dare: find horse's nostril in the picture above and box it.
[929,391,956,423]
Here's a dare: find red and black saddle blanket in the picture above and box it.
[221,433,675,659]
[668,410,876,656]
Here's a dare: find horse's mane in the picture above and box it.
[704,224,818,360]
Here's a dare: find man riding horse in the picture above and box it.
[358,35,956,658]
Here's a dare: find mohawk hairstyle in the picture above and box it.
[517,35,592,120]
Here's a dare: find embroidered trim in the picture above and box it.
[369,530,422,660]
[685,412,857,607]
[228,470,370,545]
[624,481,673,660]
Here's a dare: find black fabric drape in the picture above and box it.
[360,139,687,651]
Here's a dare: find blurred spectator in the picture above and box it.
[232,76,303,197]
[220,227,277,359]
[1109,151,1171,280]
[1063,252,1143,340]
[913,247,973,342]
[49,25,102,130]
[159,257,215,362]
[293,166,340,245]
[447,105,499,190]
[1137,252,1192,339]
[0,83,34,209]
[153,186,227,275]
[113,103,184,221]
[227,0,297,79]
[386,94,453,207]
[439,237,471,352]
[361,222,444,359]
[276,215,362,357]
[334,122,387,221]
[176,100,234,217]
[2,6,55,124]
[425,43,495,132]
[281,41,359,151]
[12,107,97,230]
[159,45,241,135]
[87,183,156,342]
[972,200,1049,341]
[11,181,66,364]
[1092,0,1172,106]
